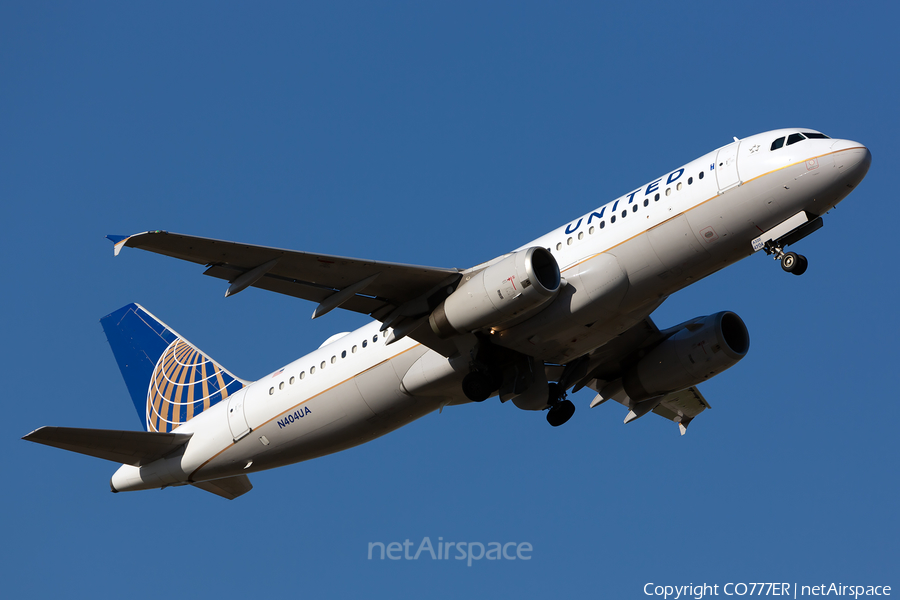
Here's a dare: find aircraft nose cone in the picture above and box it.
[831,140,871,188]
[856,145,872,174]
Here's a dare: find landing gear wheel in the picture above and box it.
[781,251,797,272]
[462,371,496,402]
[546,399,575,427]
[781,251,808,276]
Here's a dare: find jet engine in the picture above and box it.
[622,311,750,401]
[429,247,561,339]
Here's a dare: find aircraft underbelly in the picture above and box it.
[196,356,442,479]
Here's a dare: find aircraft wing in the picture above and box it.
[573,317,712,434]
[648,386,711,434]
[111,231,463,354]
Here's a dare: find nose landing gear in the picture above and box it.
[780,251,808,275]
[758,214,822,276]
[765,241,808,276]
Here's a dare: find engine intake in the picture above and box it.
[429,247,561,339]
[623,311,750,401]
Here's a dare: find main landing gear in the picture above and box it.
[764,241,808,276]
[546,383,575,427]
[462,370,575,427]
[461,340,578,427]
[462,369,502,403]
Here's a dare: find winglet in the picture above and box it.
[677,416,694,436]
[106,231,169,257]
[107,234,129,257]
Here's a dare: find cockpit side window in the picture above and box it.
[770,137,785,151]
[786,133,807,146]
[802,132,830,139]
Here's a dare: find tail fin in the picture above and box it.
[100,303,247,432]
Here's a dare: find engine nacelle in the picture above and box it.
[429,247,561,339]
[623,311,750,401]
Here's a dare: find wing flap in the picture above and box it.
[651,386,710,434]
[203,264,389,315]
[23,426,192,466]
[192,475,253,500]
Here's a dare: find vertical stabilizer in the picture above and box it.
[100,304,246,432]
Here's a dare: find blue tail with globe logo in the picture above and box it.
[100,303,247,433]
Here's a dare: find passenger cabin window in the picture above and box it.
[786,132,806,146]
[771,137,785,151]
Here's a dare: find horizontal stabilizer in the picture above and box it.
[192,475,253,500]
[23,426,192,467]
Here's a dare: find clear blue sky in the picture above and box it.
[3,2,897,598]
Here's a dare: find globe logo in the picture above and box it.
[146,338,243,432]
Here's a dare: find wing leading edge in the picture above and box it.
[110,231,463,355]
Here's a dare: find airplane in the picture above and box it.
[24,128,871,499]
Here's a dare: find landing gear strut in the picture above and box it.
[546,383,575,427]
[764,241,808,276]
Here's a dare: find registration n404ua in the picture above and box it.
[24,128,871,499]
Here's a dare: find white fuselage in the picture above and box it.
[111,129,871,492]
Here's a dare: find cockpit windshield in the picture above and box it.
[771,131,830,151]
